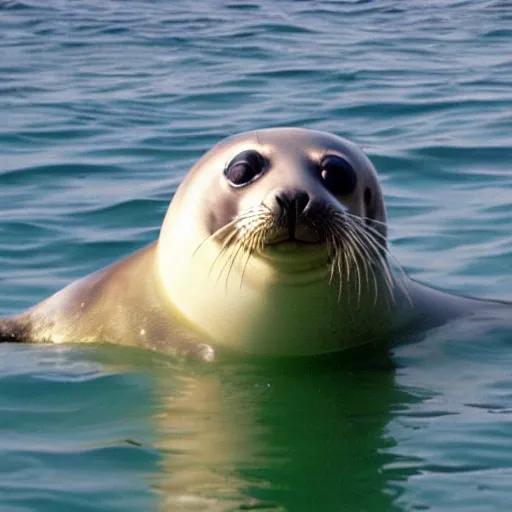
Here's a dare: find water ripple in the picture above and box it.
[1,0,512,510]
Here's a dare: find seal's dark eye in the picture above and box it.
[224,150,266,187]
[320,155,357,196]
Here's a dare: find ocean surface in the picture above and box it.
[1,0,512,510]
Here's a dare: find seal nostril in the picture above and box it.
[274,190,310,240]
[275,193,289,213]
[275,190,310,216]
[294,190,310,216]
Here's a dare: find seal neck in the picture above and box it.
[157,234,399,355]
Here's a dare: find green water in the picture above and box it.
[1,0,512,510]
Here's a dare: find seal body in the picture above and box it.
[9,243,210,358]
[0,128,503,358]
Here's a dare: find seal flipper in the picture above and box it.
[0,316,32,343]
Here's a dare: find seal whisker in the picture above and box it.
[356,220,411,304]
[342,229,366,301]
[210,224,251,286]
[323,218,346,298]
[343,225,379,308]
[344,228,372,283]
[355,233,393,310]
[194,208,271,259]
[324,223,339,286]
[344,211,389,257]
[350,221,408,306]
[220,228,258,288]
[328,218,352,301]
[220,234,249,292]
[215,211,275,291]
[332,236,345,301]
[340,237,361,307]
[197,211,261,251]
[348,221,395,301]
[351,214,388,229]
[239,244,254,291]
[328,247,338,287]
[323,219,343,299]
[336,252,344,301]
[325,214,365,304]
[327,212,392,308]
[208,228,242,279]
[193,218,239,259]
[239,221,273,290]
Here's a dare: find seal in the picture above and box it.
[0,128,506,358]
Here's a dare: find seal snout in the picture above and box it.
[275,189,310,216]
[267,188,323,245]
[275,189,310,240]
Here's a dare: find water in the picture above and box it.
[1,0,512,509]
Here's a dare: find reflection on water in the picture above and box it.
[116,351,416,511]
[2,314,512,511]
[95,311,512,511]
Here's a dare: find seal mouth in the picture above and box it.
[265,235,323,247]
[252,219,327,260]
[257,237,331,279]
[194,204,408,305]
[263,237,328,256]
[267,239,321,247]
[265,219,324,246]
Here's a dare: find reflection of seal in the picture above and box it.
[0,128,505,358]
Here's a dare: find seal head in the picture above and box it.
[158,128,394,355]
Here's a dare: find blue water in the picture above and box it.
[1,0,512,510]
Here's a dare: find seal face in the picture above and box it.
[0,128,498,358]
[157,128,396,355]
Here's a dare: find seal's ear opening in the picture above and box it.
[364,187,374,223]
[362,182,387,250]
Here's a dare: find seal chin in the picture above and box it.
[257,241,330,276]
[257,223,328,272]
[266,239,322,249]
[265,226,323,246]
